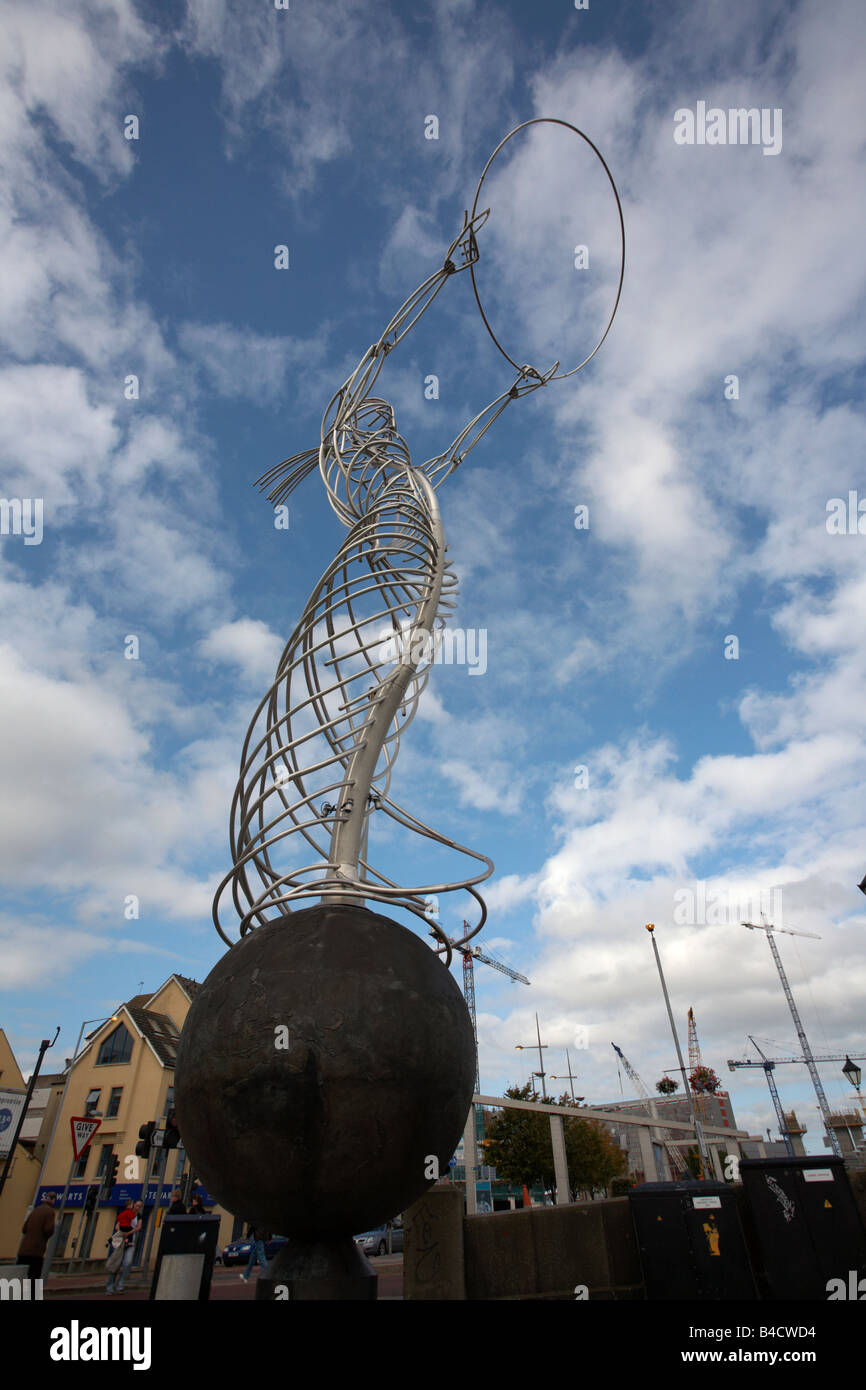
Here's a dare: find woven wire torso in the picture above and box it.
[211,123,623,960]
[211,213,533,961]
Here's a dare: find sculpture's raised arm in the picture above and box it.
[257,208,491,514]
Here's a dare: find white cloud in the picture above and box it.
[1,0,157,183]
[439,755,522,814]
[0,365,118,509]
[198,618,284,684]
[483,873,540,915]
[0,642,230,903]
[0,917,193,993]
[177,321,324,405]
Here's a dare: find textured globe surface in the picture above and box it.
[174,902,476,1236]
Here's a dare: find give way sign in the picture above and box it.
[70,1116,101,1160]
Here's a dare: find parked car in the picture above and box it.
[354,1220,403,1257]
[221,1234,288,1266]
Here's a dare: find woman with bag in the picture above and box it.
[105,1199,141,1295]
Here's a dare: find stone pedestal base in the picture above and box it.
[176,903,476,1239]
[255,1237,378,1301]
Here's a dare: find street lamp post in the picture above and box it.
[842,1056,865,1142]
[645,924,712,1178]
[516,1013,549,1101]
[0,1026,60,1199]
[550,1048,584,1104]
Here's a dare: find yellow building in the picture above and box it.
[0,1029,49,1261]
[29,975,239,1269]
[19,1069,66,1164]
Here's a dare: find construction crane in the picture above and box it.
[742,918,842,1157]
[687,1007,724,1177]
[687,1007,711,1126]
[439,924,530,1150]
[728,1040,866,1158]
[729,1036,795,1157]
[611,1042,690,1178]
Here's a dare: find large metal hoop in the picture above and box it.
[469,117,625,380]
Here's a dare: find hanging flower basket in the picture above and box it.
[689,1065,720,1094]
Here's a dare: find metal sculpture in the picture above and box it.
[176,121,623,1299]
[212,118,624,962]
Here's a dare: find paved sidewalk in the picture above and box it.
[38,1257,404,1300]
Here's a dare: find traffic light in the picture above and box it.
[84,1184,99,1213]
[163,1111,181,1150]
[135,1122,155,1158]
[102,1154,119,1194]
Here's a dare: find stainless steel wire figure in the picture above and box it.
[212,120,624,964]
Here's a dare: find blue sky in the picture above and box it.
[2,0,866,1151]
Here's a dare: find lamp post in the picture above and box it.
[40,1014,117,1279]
[842,1056,865,1136]
[550,1049,583,1104]
[516,1014,548,1101]
[0,1026,60,1199]
[645,924,711,1178]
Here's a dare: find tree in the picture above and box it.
[482,1085,628,1201]
[655,1076,679,1095]
[481,1083,554,1190]
[564,1113,628,1197]
[682,1146,703,1178]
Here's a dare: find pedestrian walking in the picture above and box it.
[239,1224,269,1282]
[105,1199,141,1294]
[17,1191,56,1282]
[189,1191,206,1215]
[168,1189,187,1214]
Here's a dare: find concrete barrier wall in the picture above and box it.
[406,1165,866,1301]
[403,1185,467,1299]
[465,1201,643,1301]
[404,1187,643,1301]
